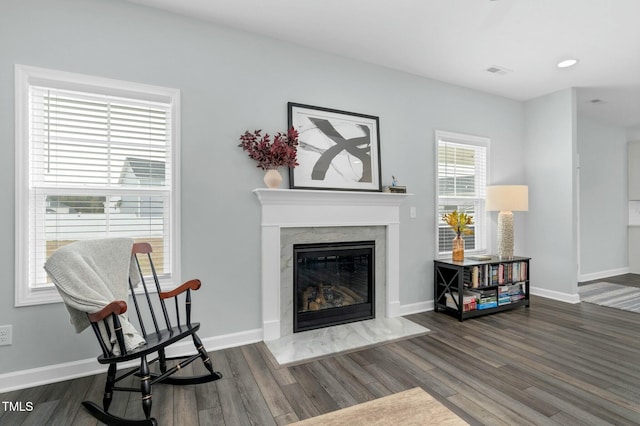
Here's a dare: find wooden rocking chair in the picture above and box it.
[47,240,222,425]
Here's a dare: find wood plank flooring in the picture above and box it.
[580,273,640,287]
[2,295,640,425]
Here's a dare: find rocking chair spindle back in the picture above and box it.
[46,238,222,426]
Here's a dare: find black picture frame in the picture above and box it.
[288,102,382,191]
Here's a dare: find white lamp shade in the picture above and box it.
[486,185,528,212]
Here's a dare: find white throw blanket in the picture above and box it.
[44,238,146,355]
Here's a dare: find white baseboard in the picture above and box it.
[530,286,581,304]
[579,267,630,283]
[398,300,433,316]
[0,328,262,394]
[0,356,118,395]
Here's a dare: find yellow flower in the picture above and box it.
[442,210,474,236]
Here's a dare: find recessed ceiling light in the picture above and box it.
[557,59,579,68]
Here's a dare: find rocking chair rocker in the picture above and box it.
[45,239,222,425]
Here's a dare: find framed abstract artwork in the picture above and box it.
[288,102,382,191]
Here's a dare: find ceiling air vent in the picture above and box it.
[486,65,511,76]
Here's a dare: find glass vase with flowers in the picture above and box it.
[442,210,474,261]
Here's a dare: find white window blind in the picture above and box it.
[435,131,489,256]
[16,65,180,306]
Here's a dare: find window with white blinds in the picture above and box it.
[435,130,489,256]
[15,65,180,306]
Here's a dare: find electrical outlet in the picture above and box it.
[0,325,12,346]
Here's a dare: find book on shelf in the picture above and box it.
[498,295,511,305]
[488,261,528,285]
[491,265,498,285]
[519,262,527,281]
[470,289,497,309]
[468,288,494,298]
[464,264,491,288]
[464,266,484,288]
[465,268,528,288]
[477,301,498,310]
[445,291,477,312]
[510,293,525,302]
[507,282,524,294]
[471,266,479,288]
[484,264,489,286]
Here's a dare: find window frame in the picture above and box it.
[15,64,181,307]
[434,130,490,258]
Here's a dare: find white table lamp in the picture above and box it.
[486,185,528,259]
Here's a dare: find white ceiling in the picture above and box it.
[127,0,640,129]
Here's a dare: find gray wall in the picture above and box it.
[1,0,532,377]
[628,126,640,140]
[524,89,578,299]
[577,118,628,278]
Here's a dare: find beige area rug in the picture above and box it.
[289,387,468,426]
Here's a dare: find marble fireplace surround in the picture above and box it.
[280,225,386,338]
[253,188,409,341]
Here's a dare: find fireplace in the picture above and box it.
[253,188,409,341]
[294,241,375,332]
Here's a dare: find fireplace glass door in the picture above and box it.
[293,241,375,332]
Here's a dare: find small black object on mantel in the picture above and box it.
[388,186,407,193]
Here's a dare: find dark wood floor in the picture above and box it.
[580,273,640,287]
[3,294,640,425]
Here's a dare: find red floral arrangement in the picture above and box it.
[238,127,299,170]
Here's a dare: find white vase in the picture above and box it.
[263,168,283,189]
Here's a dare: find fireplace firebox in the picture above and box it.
[293,241,375,333]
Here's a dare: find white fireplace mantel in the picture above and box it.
[254,188,410,341]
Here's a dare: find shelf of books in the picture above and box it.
[434,256,530,321]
